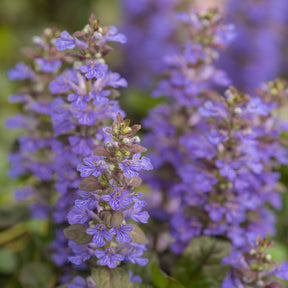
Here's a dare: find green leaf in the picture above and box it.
[91,267,130,288]
[152,263,184,288]
[172,236,231,288]
[0,248,17,274]
[79,176,103,192]
[63,224,93,245]
[129,223,148,245]
[0,203,30,228]
[19,262,54,288]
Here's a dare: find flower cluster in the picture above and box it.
[120,0,179,89]
[7,27,62,220]
[220,0,288,92]
[48,15,128,268]
[144,8,288,256]
[66,113,152,269]
[222,234,288,288]
[143,8,236,252]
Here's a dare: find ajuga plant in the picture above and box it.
[220,0,288,92]
[143,8,235,253]
[144,5,288,259]
[222,234,288,287]
[65,113,152,273]
[48,15,128,274]
[7,27,62,220]
[120,0,179,89]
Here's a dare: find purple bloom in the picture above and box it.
[208,129,228,145]
[68,241,92,265]
[98,26,127,46]
[67,206,90,224]
[110,224,133,243]
[126,203,150,223]
[8,62,36,81]
[79,60,108,79]
[36,58,62,73]
[86,224,113,247]
[204,202,226,222]
[94,247,124,268]
[274,262,288,280]
[102,189,131,210]
[67,92,92,110]
[55,30,88,51]
[119,153,153,178]
[77,156,106,178]
[68,135,94,156]
[49,69,78,94]
[124,243,148,266]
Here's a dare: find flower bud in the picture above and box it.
[122,138,130,145]
[265,254,272,261]
[123,127,132,134]
[131,136,141,144]
[108,164,115,171]
[99,210,123,228]
[123,150,130,156]
[115,151,121,157]
[250,249,257,256]
[234,107,242,115]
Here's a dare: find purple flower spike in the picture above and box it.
[68,241,92,265]
[94,247,124,268]
[55,30,88,51]
[86,224,113,247]
[79,60,108,79]
[110,224,133,243]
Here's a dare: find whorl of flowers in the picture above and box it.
[222,234,288,288]
[48,15,128,267]
[120,0,179,89]
[7,27,62,220]
[65,113,152,269]
[144,8,288,254]
[220,0,288,92]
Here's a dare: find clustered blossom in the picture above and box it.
[222,234,288,288]
[120,0,179,89]
[220,0,288,92]
[66,114,152,269]
[7,27,62,220]
[144,8,288,256]
[48,15,128,268]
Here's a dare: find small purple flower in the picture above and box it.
[204,202,226,222]
[68,135,94,156]
[68,241,92,265]
[8,62,36,81]
[126,203,150,223]
[67,92,92,110]
[208,129,228,145]
[274,262,288,280]
[86,224,113,247]
[49,69,78,94]
[67,276,86,288]
[94,247,124,268]
[102,189,131,210]
[77,156,106,177]
[79,60,108,79]
[98,26,127,46]
[36,58,62,73]
[110,224,133,243]
[119,153,153,178]
[124,243,148,266]
[129,271,142,283]
[55,30,88,51]
[67,206,90,224]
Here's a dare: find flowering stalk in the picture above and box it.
[222,234,288,288]
[7,27,62,220]
[65,113,152,270]
[143,8,235,252]
[48,15,128,272]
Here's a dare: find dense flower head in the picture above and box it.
[66,114,152,269]
[143,8,288,256]
[222,234,288,288]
